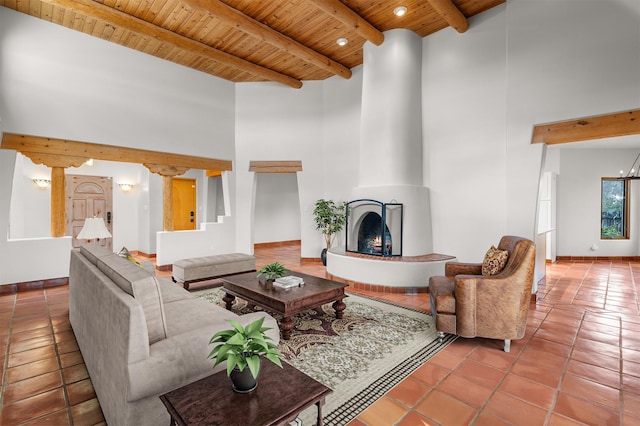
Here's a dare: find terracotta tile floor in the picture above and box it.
[1,243,639,425]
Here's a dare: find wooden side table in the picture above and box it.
[160,360,332,426]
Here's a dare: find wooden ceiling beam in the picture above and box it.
[531,109,640,145]
[309,0,384,46]
[40,0,303,88]
[249,160,303,173]
[185,0,352,80]
[427,0,469,33]
[1,133,233,174]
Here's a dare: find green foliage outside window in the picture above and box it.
[601,178,628,239]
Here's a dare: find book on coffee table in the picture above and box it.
[275,276,304,288]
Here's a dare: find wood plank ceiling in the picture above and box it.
[0,0,505,88]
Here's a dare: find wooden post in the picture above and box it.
[147,164,190,232]
[50,167,66,237]
[163,176,174,232]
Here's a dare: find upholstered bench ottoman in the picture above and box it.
[172,253,256,290]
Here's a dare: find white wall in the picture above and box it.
[10,154,45,238]
[423,8,509,261]
[0,7,236,285]
[234,68,364,258]
[254,174,301,244]
[505,0,639,249]
[234,82,327,257]
[319,67,363,252]
[156,218,236,266]
[0,9,235,158]
[423,0,640,262]
[555,148,639,257]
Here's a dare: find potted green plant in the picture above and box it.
[208,317,282,393]
[313,199,347,265]
[257,261,287,289]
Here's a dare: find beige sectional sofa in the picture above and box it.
[69,244,279,426]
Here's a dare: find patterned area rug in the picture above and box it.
[196,288,456,425]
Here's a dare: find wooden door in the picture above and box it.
[66,175,113,249]
[172,178,196,230]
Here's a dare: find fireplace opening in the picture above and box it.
[357,212,392,255]
[346,199,403,257]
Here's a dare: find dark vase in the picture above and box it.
[321,248,327,266]
[229,360,260,393]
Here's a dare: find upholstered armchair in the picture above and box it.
[429,236,535,352]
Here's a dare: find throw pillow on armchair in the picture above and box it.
[481,245,508,276]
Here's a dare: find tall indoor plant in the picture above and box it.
[313,199,347,265]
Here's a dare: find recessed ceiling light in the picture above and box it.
[394,6,408,17]
[336,38,348,46]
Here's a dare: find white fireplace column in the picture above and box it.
[328,29,447,289]
[355,29,432,256]
[360,29,423,187]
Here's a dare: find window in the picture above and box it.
[601,178,629,239]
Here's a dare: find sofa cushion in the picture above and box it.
[162,297,238,337]
[482,245,508,276]
[157,278,194,304]
[97,254,168,344]
[80,243,113,265]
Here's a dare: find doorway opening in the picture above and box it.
[172,178,197,231]
[66,174,113,250]
[206,175,225,222]
[253,173,301,245]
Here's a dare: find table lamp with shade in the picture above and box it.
[77,217,112,243]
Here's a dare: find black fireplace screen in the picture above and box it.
[345,199,403,257]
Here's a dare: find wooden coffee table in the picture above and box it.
[160,360,332,426]
[221,270,348,340]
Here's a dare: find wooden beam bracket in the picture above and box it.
[145,164,191,177]
[21,152,90,169]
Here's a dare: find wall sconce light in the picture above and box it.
[118,183,133,192]
[33,178,51,188]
